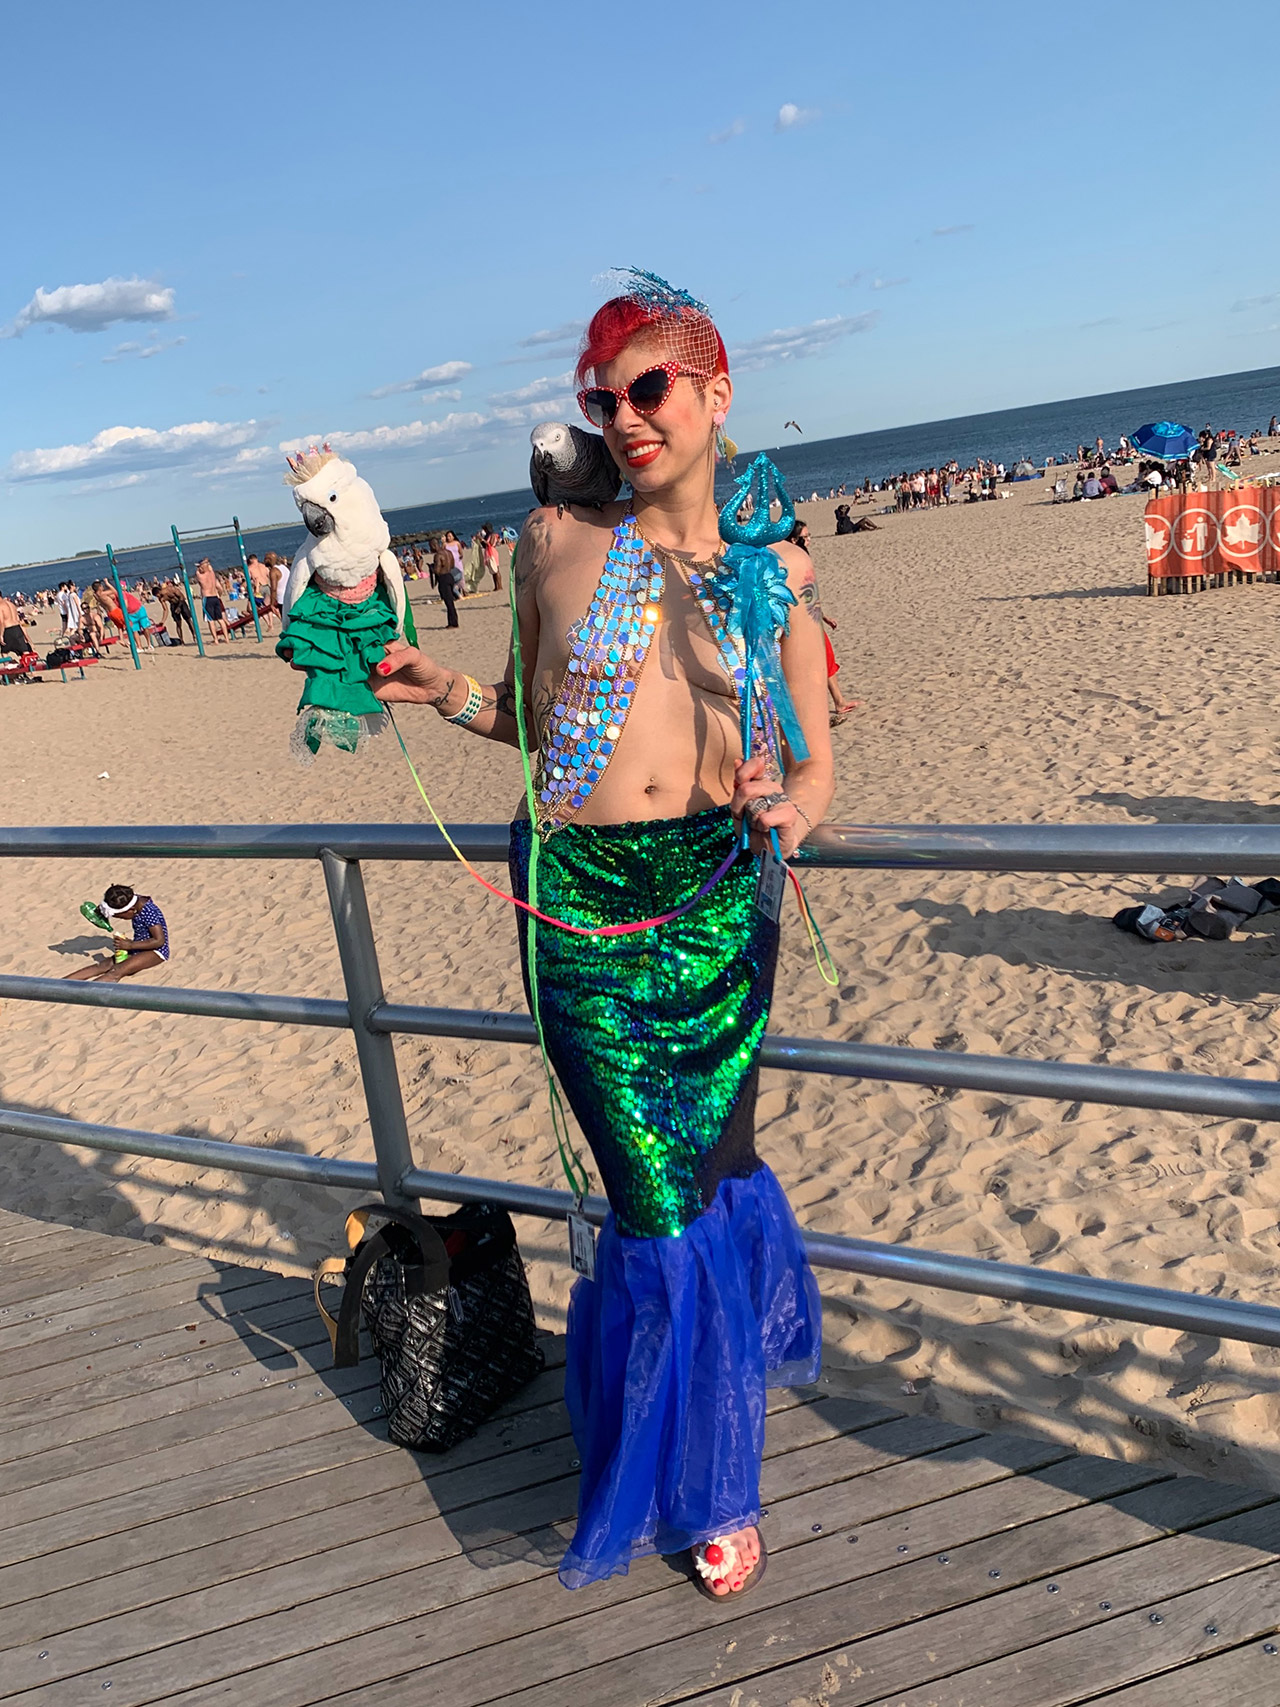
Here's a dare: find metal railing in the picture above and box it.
[4,820,1280,1352]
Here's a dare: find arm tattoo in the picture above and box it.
[427,674,456,708]
[798,573,824,625]
[515,516,551,589]
[494,683,518,719]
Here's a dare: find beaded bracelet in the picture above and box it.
[443,676,484,726]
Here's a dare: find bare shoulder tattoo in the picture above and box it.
[797,568,824,625]
[516,513,553,588]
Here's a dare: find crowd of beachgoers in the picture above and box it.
[5,419,1278,671]
[799,416,1280,513]
[0,522,521,671]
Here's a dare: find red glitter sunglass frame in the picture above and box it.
[577,361,712,430]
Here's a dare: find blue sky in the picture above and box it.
[2,0,1277,563]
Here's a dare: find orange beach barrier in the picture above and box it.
[1144,484,1280,594]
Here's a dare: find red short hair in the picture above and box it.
[576,296,728,386]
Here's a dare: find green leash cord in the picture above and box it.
[507,547,592,1203]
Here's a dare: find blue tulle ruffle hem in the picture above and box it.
[559,1163,822,1590]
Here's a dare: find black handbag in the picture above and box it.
[314,1200,544,1453]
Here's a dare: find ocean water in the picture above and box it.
[5,364,1279,601]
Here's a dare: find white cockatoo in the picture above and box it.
[280,447,405,633]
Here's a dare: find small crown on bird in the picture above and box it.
[284,443,337,486]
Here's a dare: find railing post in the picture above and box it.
[321,849,416,1207]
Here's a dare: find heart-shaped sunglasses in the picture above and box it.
[577,361,711,430]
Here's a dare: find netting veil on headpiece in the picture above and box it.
[580,268,726,384]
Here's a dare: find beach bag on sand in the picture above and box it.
[314,1200,543,1452]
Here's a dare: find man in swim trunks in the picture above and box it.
[194,558,229,644]
[368,273,833,1600]
[0,592,33,660]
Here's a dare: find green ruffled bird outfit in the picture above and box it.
[277,582,416,755]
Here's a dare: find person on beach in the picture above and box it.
[481,524,504,592]
[790,521,859,723]
[159,578,197,645]
[194,558,230,644]
[0,592,33,660]
[64,886,169,982]
[431,535,460,627]
[246,555,278,631]
[365,271,829,1598]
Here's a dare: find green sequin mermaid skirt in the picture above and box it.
[510,807,822,1587]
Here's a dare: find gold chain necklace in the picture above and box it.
[637,528,724,577]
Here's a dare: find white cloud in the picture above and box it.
[369,359,472,399]
[1,276,176,339]
[775,102,819,132]
[837,272,865,288]
[198,445,279,480]
[518,320,586,349]
[933,224,974,237]
[871,277,908,290]
[102,334,187,364]
[280,413,491,459]
[728,311,879,371]
[7,419,261,483]
[709,118,746,144]
[490,396,578,429]
[488,371,575,409]
[1231,293,1278,313]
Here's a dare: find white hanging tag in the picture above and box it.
[755,844,786,921]
[567,1210,597,1280]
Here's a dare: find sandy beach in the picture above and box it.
[6,467,1280,1489]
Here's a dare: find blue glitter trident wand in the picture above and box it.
[715,454,810,793]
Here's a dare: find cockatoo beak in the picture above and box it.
[300,500,335,538]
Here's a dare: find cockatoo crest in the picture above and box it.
[284,444,337,485]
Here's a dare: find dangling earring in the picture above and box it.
[713,409,737,468]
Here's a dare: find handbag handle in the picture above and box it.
[314,1202,452,1368]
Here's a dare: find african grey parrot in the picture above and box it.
[529,421,623,513]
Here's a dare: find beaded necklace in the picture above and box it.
[534,515,786,835]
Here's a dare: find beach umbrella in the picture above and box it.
[1131,421,1198,462]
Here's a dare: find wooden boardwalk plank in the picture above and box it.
[0,1366,383,1508]
[0,1399,576,1638]
[0,1304,328,1466]
[1,1391,867,1646]
[296,1441,1111,1707]
[0,1290,322,1428]
[1,1217,1276,1707]
[865,1560,1280,1706]
[0,1384,385,1559]
[0,1229,195,1293]
[0,1336,567,1574]
[397,1460,1200,1707]
[676,1497,1280,1707]
[1073,1640,1280,1706]
[0,1399,950,1704]
[0,1262,280,1361]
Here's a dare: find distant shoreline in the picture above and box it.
[6,360,1278,583]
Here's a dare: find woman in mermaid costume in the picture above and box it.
[372,271,834,1597]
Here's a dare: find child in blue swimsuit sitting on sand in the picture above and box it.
[64,886,169,983]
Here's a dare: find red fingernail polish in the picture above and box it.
[377,661,391,675]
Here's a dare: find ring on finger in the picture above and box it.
[746,791,789,822]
